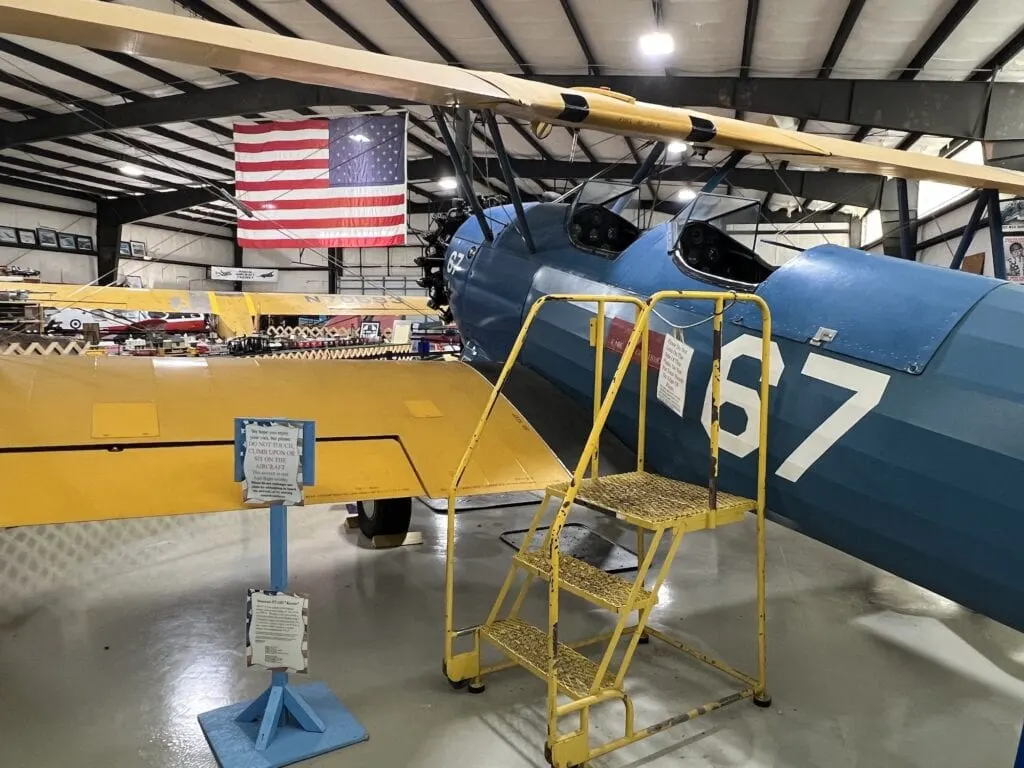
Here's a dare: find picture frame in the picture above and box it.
[118,241,131,256]
[75,235,94,251]
[57,233,77,250]
[130,240,147,258]
[16,229,35,245]
[37,228,58,248]
[0,226,16,244]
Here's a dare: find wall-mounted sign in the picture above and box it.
[210,266,279,283]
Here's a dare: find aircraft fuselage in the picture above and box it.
[444,200,1024,633]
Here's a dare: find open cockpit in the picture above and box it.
[556,181,782,289]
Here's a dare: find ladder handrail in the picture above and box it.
[444,293,647,663]
[541,290,772,720]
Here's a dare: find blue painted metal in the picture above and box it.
[989,189,1007,279]
[896,178,915,260]
[445,198,1024,633]
[728,244,1000,374]
[482,110,535,253]
[702,151,748,193]
[198,682,368,768]
[200,419,368,765]
[1015,723,1024,768]
[950,194,987,270]
[630,141,666,184]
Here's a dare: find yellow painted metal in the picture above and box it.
[8,0,1024,194]
[452,289,772,767]
[591,300,604,478]
[441,294,645,670]
[19,282,432,339]
[0,356,566,527]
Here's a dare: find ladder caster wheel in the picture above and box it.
[637,632,650,645]
[468,681,486,694]
[442,660,469,690]
[753,693,772,708]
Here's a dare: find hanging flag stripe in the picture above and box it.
[233,115,407,248]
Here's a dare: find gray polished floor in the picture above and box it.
[0,500,1021,767]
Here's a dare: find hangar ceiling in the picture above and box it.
[1,0,1024,238]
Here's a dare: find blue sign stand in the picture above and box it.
[198,418,367,768]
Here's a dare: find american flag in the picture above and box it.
[233,114,407,249]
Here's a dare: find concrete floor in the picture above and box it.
[0,500,1021,768]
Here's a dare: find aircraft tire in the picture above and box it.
[356,497,412,539]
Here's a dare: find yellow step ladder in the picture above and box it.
[442,290,773,768]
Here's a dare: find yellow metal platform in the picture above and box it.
[0,357,568,526]
[513,549,654,613]
[480,617,615,700]
[549,471,755,531]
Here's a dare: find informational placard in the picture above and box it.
[656,332,694,417]
[210,265,279,283]
[245,588,309,673]
[1004,236,1024,283]
[241,422,304,505]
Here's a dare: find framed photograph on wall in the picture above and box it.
[16,229,35,245]
[0,226,16,244]
[76,235,94,251]
[119,241,131,256]
[57,233,77,250]
[130,240,147,259]
[37,228,58,248]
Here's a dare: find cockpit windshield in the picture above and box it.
[563,179,644,258]
[669,192,777,288]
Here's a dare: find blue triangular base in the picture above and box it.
[198,681,367,768]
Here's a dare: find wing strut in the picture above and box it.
[431,106,493,243]
[702,150,750,193]
[482,110,536,253]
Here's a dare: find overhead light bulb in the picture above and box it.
[438,177,458,190]
[120,163,145,177]
[638,31,674,57]
[667,141,689,154]
[677,188,697,202]
[350,134,371,143]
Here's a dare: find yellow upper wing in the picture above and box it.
[23,282,433,337]
[0,356,567,526]
[3,0,1024,194]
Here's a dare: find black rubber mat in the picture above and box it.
[499,522,638,574]
[420,491,541,513]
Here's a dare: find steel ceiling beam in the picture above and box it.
[404,157,884,207]
[898,0,980,80]
[102,187,236,225]
[740,0,761,76]
[0,80,386,149]
[819,0,868,77]
[557,0,599,75]
[10,75,1024,145]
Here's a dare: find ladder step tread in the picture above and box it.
[548,471,755,530]
[514,550,655,612]
[480,617,614,700]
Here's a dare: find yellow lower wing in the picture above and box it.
[0,357,567,526]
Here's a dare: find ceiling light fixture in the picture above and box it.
[438,177,458,190]
[119,163,145,177]
[667,141,690,154]
[677,188,697,202]
[638,31,674,57]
